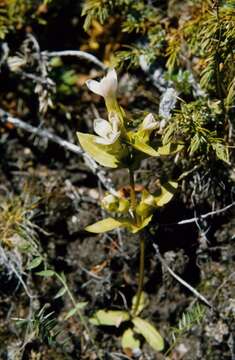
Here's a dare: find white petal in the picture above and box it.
[108,131,121,143]
[95,131,120,145]
[99,68,118,98]
[94,118,112,137]
[86,80,103,96]
[141,113,158,130]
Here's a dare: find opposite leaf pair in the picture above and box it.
[90,292,164,355]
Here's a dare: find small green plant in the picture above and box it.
[77,68,181,354]
[165,303,205,357]
[15,304,66,347]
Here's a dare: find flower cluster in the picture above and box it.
[77,68,162,169]
[86,181,178,234]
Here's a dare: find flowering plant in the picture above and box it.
[77,68,180,355]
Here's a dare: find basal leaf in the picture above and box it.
[85,217,122,233]
[121,328,140,353]
[131,292,149,316]
[132,317,164,352]
[154,181,178,207]
[90,310,130,327]
[77,132,119,168]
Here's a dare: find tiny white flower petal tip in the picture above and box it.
[141,113,158,131]
[86,68,118,99]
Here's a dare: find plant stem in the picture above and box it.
[133,236,145,316]
[129,167,137,213]
[128,167,145,316]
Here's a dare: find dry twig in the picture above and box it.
[161,202,235,226]
[0,108,116,195]
[153,243,212,308]
[41,50,106,70]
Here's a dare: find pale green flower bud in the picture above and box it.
[101,194,119,212]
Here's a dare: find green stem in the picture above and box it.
[133,236,145,316]
[128,167,145,316]
[129,167,137,211]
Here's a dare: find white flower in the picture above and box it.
[94,115,120,145]
[140,113,158,131]
[86,68,118,99]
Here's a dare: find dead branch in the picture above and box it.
[0,108,116,195]
[41,50,106,70]
[161,202,235,226]
[153,243,212,308]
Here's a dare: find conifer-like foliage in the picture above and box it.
[0,0,57,39]
[83,0,234,164]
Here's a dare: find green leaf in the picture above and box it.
[189,134,200,155]
[36,270,55,277]
[27,256,43,270]
[54,287,67,299]
[90,310,130,327]
[212,143,230,164]
[162,126,175,145]
[85,217,122,233]
[120,215,153,234]
[132,139,159,157]
[65,302,87,320]
[157,143,184,155]
[121,328,140,352]
[132,317,164,352]
[77,132,119,168]
[129,215,153,234]
[154,181,178,207]
[131,292,149,316]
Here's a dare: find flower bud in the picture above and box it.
[101,194,119,212]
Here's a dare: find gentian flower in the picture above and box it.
[86,68,118,99]
[86,68,123,121]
